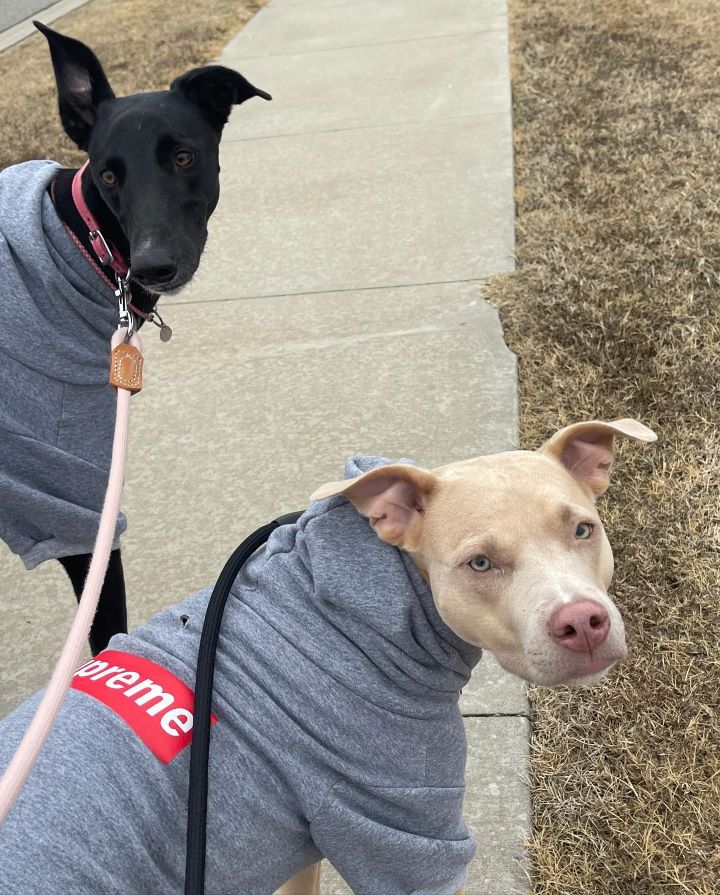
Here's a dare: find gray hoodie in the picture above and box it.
[0,160,125,569]
[0,456,482,894]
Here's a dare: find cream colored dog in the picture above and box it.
[278,417,656,895]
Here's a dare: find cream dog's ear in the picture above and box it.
[310,465,438,549]
[539,418,657,497]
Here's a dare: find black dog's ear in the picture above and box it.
[171,66,271,132]
[34,21,115,150]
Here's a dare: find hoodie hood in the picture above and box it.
[274,455,483,712]
[0,160,118,384]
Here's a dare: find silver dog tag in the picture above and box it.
[149,307,173,342]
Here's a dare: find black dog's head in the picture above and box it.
[36,23,270,293]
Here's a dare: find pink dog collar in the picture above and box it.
[71,161,129,278]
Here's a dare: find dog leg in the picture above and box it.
[275,861,321,895]
[58,548,127,655]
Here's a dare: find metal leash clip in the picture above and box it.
[115,271,136,340]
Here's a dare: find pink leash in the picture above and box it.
[0,328,141,824]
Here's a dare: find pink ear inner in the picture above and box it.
[348,474,429,548]
[560,436,614,495]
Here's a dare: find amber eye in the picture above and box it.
[174,150,195,168]
[469,555,492,572]
[576,522,594,540]
[100,169,117,187]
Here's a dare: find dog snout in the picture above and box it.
[131,249,178,288]
[548,599,610,654]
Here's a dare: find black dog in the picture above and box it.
[1,24,269,655]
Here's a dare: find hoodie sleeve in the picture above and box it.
[310,779,474,894]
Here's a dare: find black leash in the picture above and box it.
[184,511,304,895]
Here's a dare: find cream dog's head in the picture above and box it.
[311,419,657,687]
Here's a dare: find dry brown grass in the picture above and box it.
[0,0,266,171]
[485,1,720,892]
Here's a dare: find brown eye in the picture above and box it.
[100,169,117,187]
[174,150,195,168]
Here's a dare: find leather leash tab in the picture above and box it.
[110,342,143,394]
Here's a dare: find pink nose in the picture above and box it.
[548,600,610,654]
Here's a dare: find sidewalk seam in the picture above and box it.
[223,109,510,144]
[171,275,511,307]
[463,712,531,719]
[228,27,507,61]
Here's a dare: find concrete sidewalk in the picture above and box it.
[0,0,528,891]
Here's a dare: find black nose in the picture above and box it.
[131,251,177,287]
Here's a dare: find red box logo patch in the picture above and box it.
[72,650,217,763]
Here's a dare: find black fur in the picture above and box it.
[36,21,270,291]
[58,550,126,656]
[32,23,270,651]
